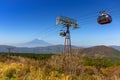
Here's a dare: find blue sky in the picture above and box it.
[0,0,120,46]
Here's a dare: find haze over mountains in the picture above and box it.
[0,45,78,53]
[0,45,120,58]
[0,39,79,53]
[0,39,120,58]
[110,46,120,51]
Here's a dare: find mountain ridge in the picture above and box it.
[72,45,120,58]
[0,45,120,58]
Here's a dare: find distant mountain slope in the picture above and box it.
[0,45,120,58]
[15,39,52,47]
[110,46,120,51]
[0,45,79,53]
[0,45,16,52]
[73,45,120,58]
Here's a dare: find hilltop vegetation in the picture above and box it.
[0,52,120,80]
[72,45,120,58]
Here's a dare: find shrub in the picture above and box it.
[83,57,113,71]
[3,77,17,80]
[4,67,16,78]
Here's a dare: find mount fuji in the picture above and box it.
[15,39,52,47]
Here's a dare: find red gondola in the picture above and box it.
[97,11,112,24]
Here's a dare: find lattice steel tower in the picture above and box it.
[56,16,79,54]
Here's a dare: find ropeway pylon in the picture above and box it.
[56,16,79,54]
[64,25,71,54]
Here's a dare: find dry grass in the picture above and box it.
[0,53,120,80]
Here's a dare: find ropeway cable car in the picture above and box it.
[97,11,112,24]
[60,30,66,37]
